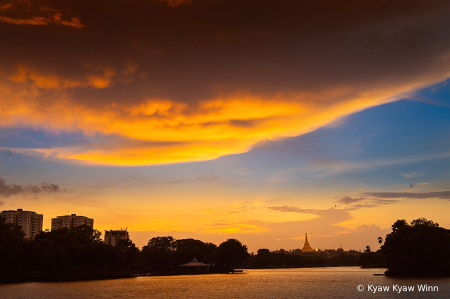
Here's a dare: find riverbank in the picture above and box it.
[0,271,148,284]
[0,269,242,284]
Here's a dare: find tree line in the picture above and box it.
[359,217,450,277]
[243,248,360,268]
[0,217,249,277]
[3,216,448,278]
[0,215,362,278]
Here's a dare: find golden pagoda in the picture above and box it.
[301,233,314,252]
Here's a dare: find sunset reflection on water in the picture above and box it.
[1,268,449,299]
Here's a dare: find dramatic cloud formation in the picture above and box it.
[0,175,64,197]
[1,0,450,165]
[0,0,84,28]
[364,191,450,199]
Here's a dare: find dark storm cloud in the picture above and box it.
[2,0,450,165]
[2,0,450,103]
[0,175,65,197]
[0,0,84,28]
[364,191,450,199]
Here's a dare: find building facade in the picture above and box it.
[51,214,94,230]
[104,229,129,246]
[0,208,43,239]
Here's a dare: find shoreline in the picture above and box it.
[0,266,354,285]
[4,266,448,285]
[0,270,242,285]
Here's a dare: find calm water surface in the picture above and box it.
[1,267,450,298]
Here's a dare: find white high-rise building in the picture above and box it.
[51,214,94,230]
[0,209,43,239]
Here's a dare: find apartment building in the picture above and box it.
[104,229,129,246]
[0,209,43,239]
[51,214,94,230]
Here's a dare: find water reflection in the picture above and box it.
[1,267,449,299]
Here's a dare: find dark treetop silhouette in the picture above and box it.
[382,218,450,277]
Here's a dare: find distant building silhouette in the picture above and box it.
[180,257,210,273]
[0,208,43,239]
[301,233,314,252]
[51,214,94,230]
[104,229,129,246]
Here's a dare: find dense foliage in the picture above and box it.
[243,248,360,268]
[0,219,249,278]
[382,218,450,277]
[0,217,28,274]
[0,219,139,276]
[217,239,249,269]
[5,216,447,279]
[139,236,219,270]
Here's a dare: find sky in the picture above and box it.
[1,0,450,253]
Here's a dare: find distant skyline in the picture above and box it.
[1,0,450,252]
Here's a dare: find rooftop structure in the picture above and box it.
[0,209,43,239]
[180,257,210,272]
[301,233,314,253]
[51,214,94,230]
[104,229,129,246]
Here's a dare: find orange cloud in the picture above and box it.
[0,15,47,25]
[6,64,122,90]
[0,1,83,28]
[1,0,450,166]
[0,74,444,166]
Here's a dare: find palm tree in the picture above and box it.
[378,237,383,247]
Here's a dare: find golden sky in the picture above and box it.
[1,0,450,251]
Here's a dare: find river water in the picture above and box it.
[1,267,450,298]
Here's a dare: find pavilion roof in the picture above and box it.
[180,257,209,267]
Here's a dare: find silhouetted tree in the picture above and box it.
[359,251,385,268]
[72,224,103,243]
[0,217,28,274]
[378,237,383,247]
[255,248,276,267]
[217,239,249,269]
[383,218,450,277]
[140,236,176,270]
[30,226,120,273]
[116,239,140,270]
[173,238,217,266]
[410,218,439,228]
[391,219,408,232]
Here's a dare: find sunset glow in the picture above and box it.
[1,0,450,253]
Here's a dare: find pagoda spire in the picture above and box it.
[301,233,314,252]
